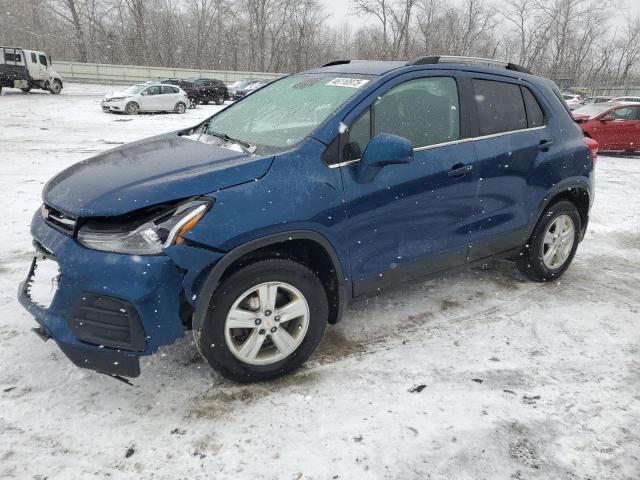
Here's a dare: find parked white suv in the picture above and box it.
[101,84,190,115]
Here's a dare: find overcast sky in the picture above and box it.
[322,0,640,28]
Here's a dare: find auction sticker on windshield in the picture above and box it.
[326,78,370,88]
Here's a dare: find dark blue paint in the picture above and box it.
[19,60,594,377]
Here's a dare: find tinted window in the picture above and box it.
[31,53,37,63]
[473,79,527,136]
[161,85,178,94]
[521,87,545,127]
[374,77,460,148]
[344,109,371,161]
[144,86,160,95]
[39,55,47,66]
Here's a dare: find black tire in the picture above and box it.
[196,259,328,382]
[21,87,31,93]
[189,98,197,109]
[125,102,139,115]
[174,102,187,114]
[214,94,224,105]
[516,200,581,282]
[49,80,62,94]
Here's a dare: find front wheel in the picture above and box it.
[21,87,31,93]
[214,94,224,105]
[195,259,328,382]
[125,101,139,115]
[174,102,187,114]
[49,80,62,94]
[517,200,581,282]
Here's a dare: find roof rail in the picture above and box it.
[322,60,352,67]
[408,55,532,74]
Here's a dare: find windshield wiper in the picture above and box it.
[206,130,256,154]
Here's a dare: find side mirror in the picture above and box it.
[356,133,414,183]
[141,91,148,96]
[601,114,615,122]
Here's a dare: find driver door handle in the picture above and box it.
[448,163,473,178]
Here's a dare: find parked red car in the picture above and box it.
[573,102,640,152]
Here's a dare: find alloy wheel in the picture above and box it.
[542,214,575,269]
[224,282,310,366]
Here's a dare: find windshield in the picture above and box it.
[122,85,145,95]
[204,73,373,149]
[573,103,611,118]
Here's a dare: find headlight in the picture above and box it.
[77,199,211,255]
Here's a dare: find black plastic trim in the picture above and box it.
[192,230,348,331]
[58,341,141,378]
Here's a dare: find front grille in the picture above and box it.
[69,294,146,352]
[42,204,76,236]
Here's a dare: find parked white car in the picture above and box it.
[610,96,640,105]
[562,93,584,110]
[101,84,190,115]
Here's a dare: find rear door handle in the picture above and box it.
[538,139,553,151]
[448,163,474,178]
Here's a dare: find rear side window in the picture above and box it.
[31,53,37,63]
[521,87,545,127]
[473,79,527,136]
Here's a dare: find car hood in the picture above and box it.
[43,132,274,217]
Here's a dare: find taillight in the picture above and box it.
[583,137,598,166]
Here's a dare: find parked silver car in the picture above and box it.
[101,83,190,115]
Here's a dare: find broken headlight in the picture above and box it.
[77,199,211,255]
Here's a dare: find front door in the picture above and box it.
[339,74,479,296]
[139,85,162,111]
[605,105,640,150]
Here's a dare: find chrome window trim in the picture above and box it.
[329,125,548,168]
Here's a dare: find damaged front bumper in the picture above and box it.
[18,210,223,378]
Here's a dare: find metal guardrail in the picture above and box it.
[52,61,287,85]
[591,86,640,97]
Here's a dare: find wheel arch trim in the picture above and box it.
[192,230,348,331]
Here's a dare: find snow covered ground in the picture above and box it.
[0,84,639,480]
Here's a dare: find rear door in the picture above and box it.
[467,76,551,260]
[339,72,480,295]
[160,85,179,110]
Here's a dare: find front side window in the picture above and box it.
[204,73,373,149]
[39,55,47,66]
[344,109,371,161]
[144,86,160,95]
[473,79,527,136]
[611,106,640,120]
[374,77,460,148]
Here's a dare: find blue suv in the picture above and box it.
[19,56,597,382]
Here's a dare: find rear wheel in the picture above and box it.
[174,102,187,114]
[195,259,328,382]
[214,94,224,105]
[517,200,581,282]
[125,102,139,115]
[49,80,62,94]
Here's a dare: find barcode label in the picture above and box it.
[326,78,370,88]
